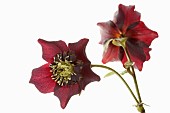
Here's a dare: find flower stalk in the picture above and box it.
[91,64,139,104]
[123,47,145,113]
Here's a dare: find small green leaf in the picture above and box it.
[104,71,115,78]
[104,70,127,78]
[120,70,127,75]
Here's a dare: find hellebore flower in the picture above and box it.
[97,4,158,71]
[29,38,100,109]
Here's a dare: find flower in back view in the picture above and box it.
[29,38,100,109]
[97,4,158,71]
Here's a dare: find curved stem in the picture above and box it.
[91,64,139,104]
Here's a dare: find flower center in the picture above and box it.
[50,51,83,86]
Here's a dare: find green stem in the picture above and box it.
[91,64,139,104]
[123,47,145,113]
[123,47,142,103]
[131,67,142,103]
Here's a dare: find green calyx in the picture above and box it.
[111,37,127,48]
[103,37,127,53]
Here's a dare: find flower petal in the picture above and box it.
[102,42,121,64]
[115,4,141,33]
[38,39,62,63]
[29,63,56,93]
[68,38,90,63]
[80,64,100,90]
[126,21,158,45]
[97,21,121,44]
[54,84,81,109]
[54,40,69,52]
[122,39,151,71]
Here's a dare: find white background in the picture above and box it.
[0,0,168,113]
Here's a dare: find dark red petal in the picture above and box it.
[102,43,120,64]
[68,38,90,63]
[115,4,141,33]
[80,64,100,90]
[54,40,69,52]
[29,63,56,93]
[97,21,121,44]
[122,39,151,71]
[54,84,81,109]
[126,21,158,45]
[143,47,151,61]
[38,39,62,63]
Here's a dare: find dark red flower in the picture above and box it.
[97,4,158,71]
[29,38,100,109]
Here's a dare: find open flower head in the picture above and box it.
[29,38,100,109]
[97,4,158,71]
